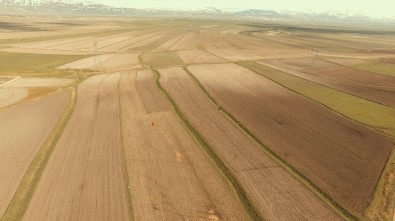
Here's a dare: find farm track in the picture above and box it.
[157,67,343,221]
[187,63,393,215]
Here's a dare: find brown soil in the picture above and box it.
[159,66,343,220]
[188,63,394,214]
[119,70,249,220]
[263,58,395,107]
[0,91,68,218]
[177,50,225,64]
[169,32,201,51]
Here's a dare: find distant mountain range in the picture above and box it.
[1,0,394,25]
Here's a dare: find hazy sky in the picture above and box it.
[77,0,394,17]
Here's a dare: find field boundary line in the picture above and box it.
[239,61,395,139]
[153,69,263,221]
[256,60,395,108]
[239,61,395,221]
[117,72,136,221]
[0,82,78,221]
[183,67,357,221]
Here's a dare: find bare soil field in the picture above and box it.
[2,17,395,221]
[142,51,183,68]
[125,34,165,51]
[22,74,131,221]
[262,58,395,107]
[199,30,235,49]
[207,47,310,61]
[169,31,201,50]
[240,61,395,137]
[58,53,141,71]
[159,67,342,221]
[0,88,28,109]
[177,50,225,64]
[153,33,187,52]
[119,70,249,220]
[219,33,267,50]
[96,53,141,71]
[0,91,68,218]
[188,63,393,214]
[3,77,75,88]
[57,54,114,70]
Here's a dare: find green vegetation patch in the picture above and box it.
[141,51,183,68]
[239,61,395,137]
[352,62,395,77]
[0,28,132,46]
[0,52,88,77]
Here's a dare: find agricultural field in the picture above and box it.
[0,14,394,221]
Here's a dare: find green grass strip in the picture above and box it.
[183,67,358,221]
[1,86,77,221]
[116,73,135,221]
[153,69,263,221]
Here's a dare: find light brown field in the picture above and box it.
[199,30,235,49]
[58,53,141,71]
[159,66,343,221]
[0,91,68,218]
[22,74,131,221]
[3,77,75,88]
[152,33,187,52]
[188,63,393,213]
[177,50,225,64]
[119,70,249,220]
[0,87,28,109]
[169,31,201,50]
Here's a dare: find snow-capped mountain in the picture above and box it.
[1,0,394,24]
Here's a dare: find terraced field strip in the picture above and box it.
[169,31,201,50]
[57,54,115,70]
[158,67,343,221]
[152,32,186,52]
[141,51,184,68]
[17,36,96,50]
[22,74,131,221]
[188,63,393,215]
[0,28,135,46]
[262,58,395,107]
[0,90,69,220]
[95,53,142,71]
[3,78,75,88]
[126,34,165,51]
[177,50,225,64]
[198,30,235,49]
[219,33,266,49]
[119,70,248,220]
[239,61,395,137]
